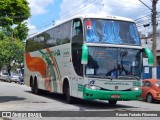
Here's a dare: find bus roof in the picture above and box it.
[26,14,134,40]
[71,14,134,22]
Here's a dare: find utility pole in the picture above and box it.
[139,0,158,79]
[152,0,158,79]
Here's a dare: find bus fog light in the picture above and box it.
[90,86,97,90]
[131,87,140,91]
[85,85,101,90]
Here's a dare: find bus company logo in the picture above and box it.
[2,112,11,117]
[63,49,70,57]
[52,49,60,56]
[41,49,61,59]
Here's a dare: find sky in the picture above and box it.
[26,0,160,36]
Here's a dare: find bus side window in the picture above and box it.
[61,21,71,44]
[56,26,62,45]
[72,19,83,76]
[49,28,57,46]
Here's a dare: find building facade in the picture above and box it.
[140,29,160,66]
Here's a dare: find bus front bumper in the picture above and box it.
[83,87,142,101]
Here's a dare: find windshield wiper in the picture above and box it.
[86,75,100,78]
[117,75,140,80]
[103,76,113,80]
[130,75,140,80]
[86,75,112,80]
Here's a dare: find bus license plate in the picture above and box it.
[111,95,120,98]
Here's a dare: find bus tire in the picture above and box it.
[34,79,42,95]
[31,81,35,94]
[66,83,74,104]
[108,100,117,105]
[34,80,38,95]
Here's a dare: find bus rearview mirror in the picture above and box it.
[81,44,88,64]
[142,48,153,66]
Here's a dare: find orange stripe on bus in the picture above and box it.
[25,53,46,77]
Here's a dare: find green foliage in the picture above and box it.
[0,37,24,69]
[1,22,28,41]
[13,22,29,41]
[0,30,4,40]
[0,0,31,27]
[1,25,13,37]
[0,0,30,69]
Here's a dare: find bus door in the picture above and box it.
[71,18,84,97]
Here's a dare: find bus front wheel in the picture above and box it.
[66,83,74,104]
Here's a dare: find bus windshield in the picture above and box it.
[85,47,141,79]
[84,19,141,45]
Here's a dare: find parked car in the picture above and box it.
[141,79,160,103]
[9,73,20,83]
[0,71,10,82]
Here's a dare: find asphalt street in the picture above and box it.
[0,81,160,120]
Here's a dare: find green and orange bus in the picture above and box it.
[24,14,153,104]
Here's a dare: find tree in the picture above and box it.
[0,30,4,40]
[0,37,24,69]
[0,0,30,71]
[0,22,28,41]
[0,0,30,27]
[0,0,30,41]
[13,22,29,41]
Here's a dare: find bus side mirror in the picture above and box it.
[142,48,153,66]
[81,44,88,64]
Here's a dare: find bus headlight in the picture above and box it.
[131,87,141,91]
[85,85,101,90]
